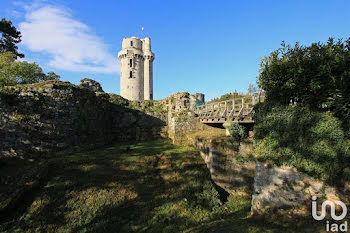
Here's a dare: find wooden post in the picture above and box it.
[232,99,235,115]
[242,98,245,115]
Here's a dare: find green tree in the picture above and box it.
[46,72,61,81]
[247,83,258,95]
[258,38,350,127]
[12,61,46,84]
[0,52,60,87]
[208,91,244,103]
[0,18,24,59]
[0,51,16,86]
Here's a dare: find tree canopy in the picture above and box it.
[0,18,24,59]
[208,91,246,104]
[258,38,350,125]
[247,83,259,95]
[0,52,60,87]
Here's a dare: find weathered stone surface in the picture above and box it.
[118,37,154,101]
[191,134,346,217]
[79,78,104,92]
[0,80,165,158]
[163,92,204,113]
[251,162,343,216]
[164,92,205,143]
[193,137,255,193]
[167,111,199,143]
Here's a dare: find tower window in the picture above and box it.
[130,41,133,46]
[130,59,132,67]
[129,71,132,78]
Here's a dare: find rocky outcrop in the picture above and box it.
[251,162,344,216]
[79,78,104,92]
[0,80,166,158]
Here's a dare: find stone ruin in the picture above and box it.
[79,78,104,92]
[161,92,205,113]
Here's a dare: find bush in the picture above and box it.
[258,38,350,129]
[224,121,246,142]
[254,105,350,185]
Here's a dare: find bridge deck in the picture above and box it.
[195,95,262,124]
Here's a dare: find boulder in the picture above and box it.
[79,78,104,92]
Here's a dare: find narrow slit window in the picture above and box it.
[129,71,132,78]
[130,41,133,46]
[130,59,132,67]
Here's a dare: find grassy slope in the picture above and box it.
[0,139,317,233]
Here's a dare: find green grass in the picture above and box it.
[254,105,350,185]
[0,139,320,232]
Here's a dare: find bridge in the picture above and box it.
[195,95,262,125]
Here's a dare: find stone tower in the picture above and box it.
[118,36,155,100]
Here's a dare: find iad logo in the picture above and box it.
[312,196,348,232]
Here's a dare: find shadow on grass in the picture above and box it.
[0,139,322,233]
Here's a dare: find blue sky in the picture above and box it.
[1,0,350,100]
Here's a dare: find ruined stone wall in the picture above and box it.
[251,162,344,216]
[163,92,205,113]
[193,137,255,193]
[0,80,165,158]
[167,111,199,143]
[192,135,346,217]
[164,92,205,143]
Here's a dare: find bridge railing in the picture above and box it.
[195,95,264,121]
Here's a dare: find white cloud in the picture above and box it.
[19,5,119,73]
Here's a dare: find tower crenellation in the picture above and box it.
[118,36,154,100]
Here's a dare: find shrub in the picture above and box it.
[224,121,246,142]
[254,105,350,185]
[258,38,350,130]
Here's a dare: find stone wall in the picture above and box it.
[129,100,168,122]
[193,137,255,193]
[251,162,344,216]
[162,92,205,113]
[0,80,166,158]
[165,92,205,143]
[167,111,200,144]
[192,135,347,217]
